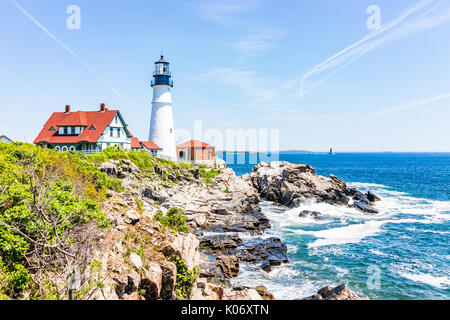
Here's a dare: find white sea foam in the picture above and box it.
[307,220,386,248]
[398,272,450,289]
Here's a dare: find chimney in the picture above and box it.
[65,105,71,113]
[100,103,105,112]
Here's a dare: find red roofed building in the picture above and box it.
[177,140,215,161]
[34,104,133,153]
[130,137,162,156]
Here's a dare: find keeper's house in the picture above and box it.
[34,104,133,153]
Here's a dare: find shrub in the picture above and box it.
[170,255,199,300]
[0,143,112,298]
[154,208,188,233]
[199,168,220,186]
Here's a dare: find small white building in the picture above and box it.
[0,135,13,143]
[34,104,133,153]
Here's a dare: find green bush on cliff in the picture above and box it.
[0,143,114,298]
[154,208,188,233]
[171,255,199,300]
[199,168,220,186]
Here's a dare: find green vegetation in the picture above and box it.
[154,208,188,233]
[0,143,131,299]
[199,168,220,187]
[170,255,199,300]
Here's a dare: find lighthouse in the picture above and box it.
[148,55,177,160]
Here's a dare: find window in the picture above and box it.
[117,128,120,138]
[170,128,173,134]
[64,127,68,135]
[49,126,56,131]
[62,146,68,152]
[110,128,113,137]
[89,125,96,130]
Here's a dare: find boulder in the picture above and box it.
[215,255,240,278]
[223,288,263,300]
[298,210,321,220]
[249,162,351,207]
[366,191,381,203]
[301,284,368,300]
[255,286,275,300]
[130,253,142,269]
[350,201,379,214]
[139,262,163,300]
[160,261,177,300]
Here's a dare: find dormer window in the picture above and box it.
[89,125,96,131]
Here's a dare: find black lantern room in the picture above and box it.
[152,55,173,87]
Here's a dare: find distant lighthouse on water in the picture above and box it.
[149,55,177,160]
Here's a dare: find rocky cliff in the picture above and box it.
[0,144,375,300]
[90,159,377,300]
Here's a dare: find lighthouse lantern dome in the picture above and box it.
[152,55,173,87]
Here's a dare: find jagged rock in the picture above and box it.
[124,210,140,225]
[350,201,379,214]
[130,253,142,269]
[223,288,263,300]
[113,269,141,298]
[143,187,169,203]
[234,237,289,267]
[250,162,350,207]
[348,188,371,204]
[170,233,200,270]
[200,235,242,251]
[255,286,275,300]
[366,191,381,203]
[298,210,321,220]
[199,260,224,279]
[301,284,368,300]
[215,255,240,278]
[99,162,117,176]
[160,261,177,300]
[139,263,163,300]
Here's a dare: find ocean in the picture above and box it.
[218,152,450,300]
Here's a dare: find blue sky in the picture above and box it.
[1,0,450,152]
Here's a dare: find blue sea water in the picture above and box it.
[218,153,450,300]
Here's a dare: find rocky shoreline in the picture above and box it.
[93,159,380,300]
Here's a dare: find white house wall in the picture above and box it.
[98,114,131,150]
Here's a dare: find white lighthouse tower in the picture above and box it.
[148,55,177,160]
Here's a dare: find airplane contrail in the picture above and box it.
[299,0,450,98]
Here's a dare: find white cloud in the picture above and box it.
[234,29,285,58]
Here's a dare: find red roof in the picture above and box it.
[140,141,162,150]
[131,137,142,149]
[34,109,125,144]
[177,140,215,149]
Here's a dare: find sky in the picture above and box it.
[1,0,450,152]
